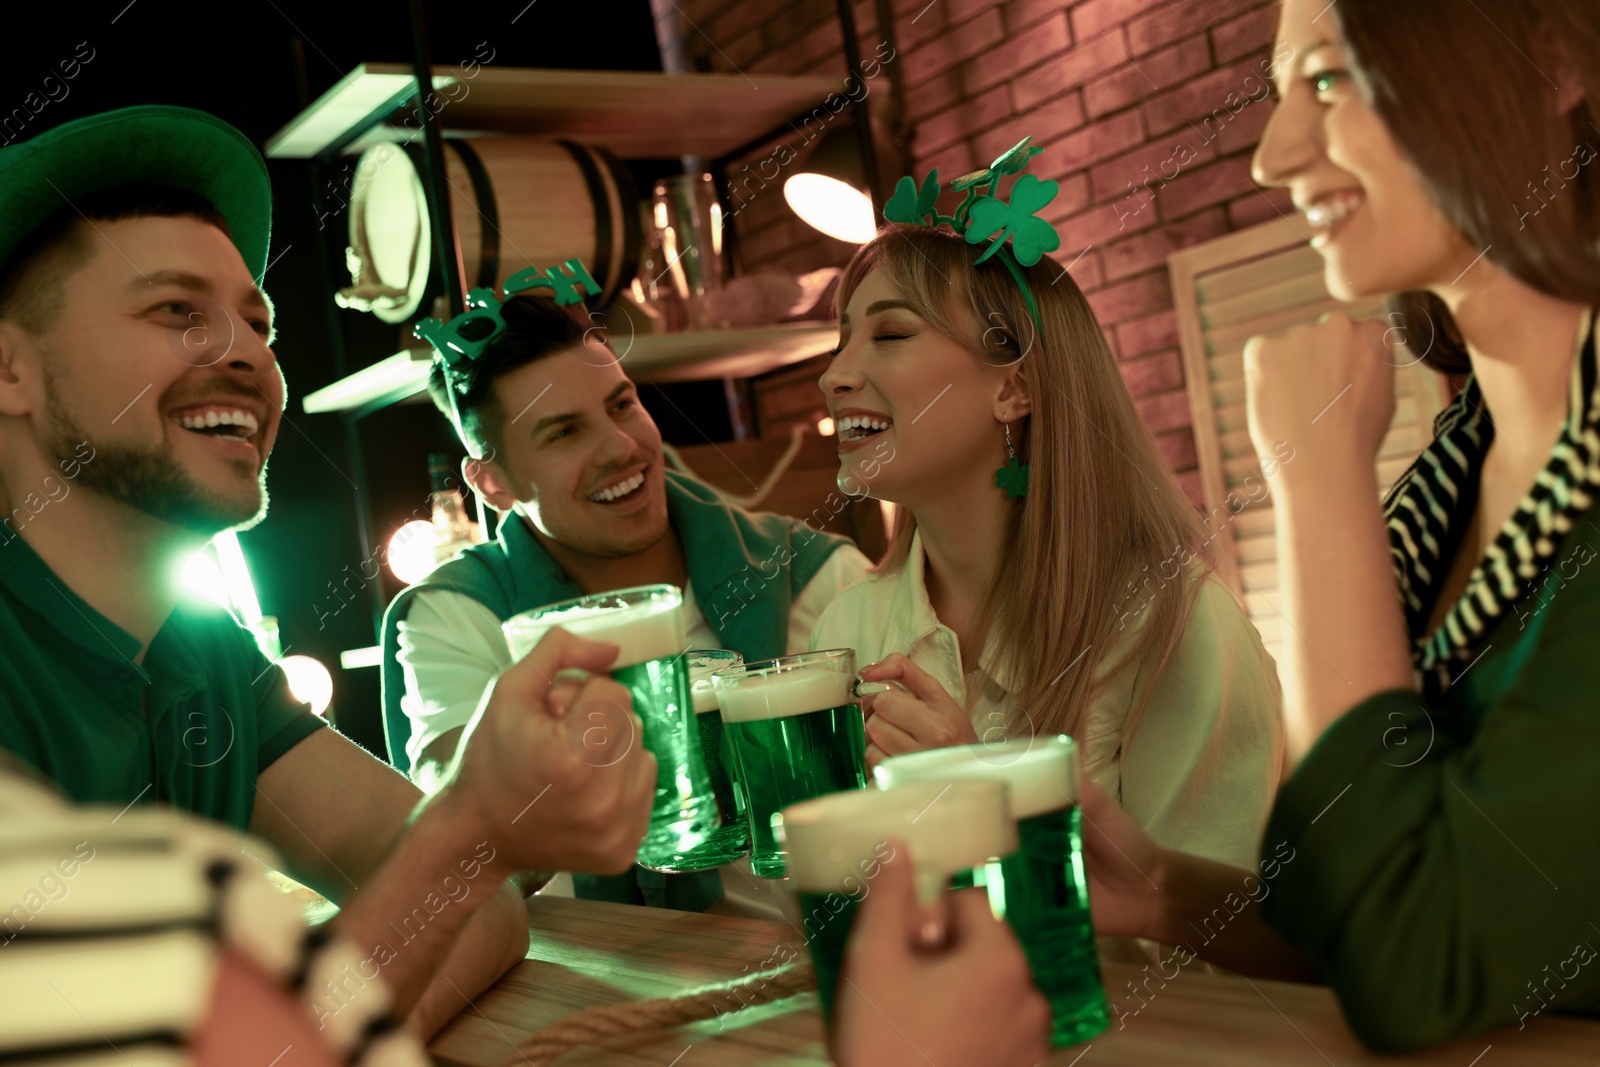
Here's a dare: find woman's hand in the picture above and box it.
[857,654,979,771]
[1244,311,1397,479]
[833,842,1050,1067]
[1077,777,1169,941]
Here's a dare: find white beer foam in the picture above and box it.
[687,652,740,714]
[503,592,685,669]
[873,736,1078,818]
[779,781,1016,901]
[714,667,853,723]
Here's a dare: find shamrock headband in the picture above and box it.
[881,136,1061,343]
[414,258,602,397]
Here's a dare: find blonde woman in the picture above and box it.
[809,213,1285,869]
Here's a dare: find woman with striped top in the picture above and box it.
[1078,0,1600,1052]
[0,750,426,1066]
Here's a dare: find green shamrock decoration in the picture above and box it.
[989,136,1043,176]
[965,174,1061,266]
[884,169,942,225]
[996,456,1030,498]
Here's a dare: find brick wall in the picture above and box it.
[655,0,1295,503]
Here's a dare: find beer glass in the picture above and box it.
[776,780,1016,1027]
[710,649,869,877]
[875,736,1110,1046]
[684,649,749,864]
[502,585,720,872]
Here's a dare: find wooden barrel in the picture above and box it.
[339,138,641,324]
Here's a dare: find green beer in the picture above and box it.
[875,736,1110,1046]
[683,649,750,865]
[503,585,720,872]
[778,780,1016,1027]
[712,650,869,878]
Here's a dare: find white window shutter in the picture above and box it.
[1168,216,1451,686]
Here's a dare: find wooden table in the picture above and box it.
[429,897,1600,1066]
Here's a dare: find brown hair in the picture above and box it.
[0,183,230,336]
[1335,0,1600,372]
[835,225,1214,742]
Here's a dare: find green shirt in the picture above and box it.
[1264,556,1600,1048]
[0,532,325,830]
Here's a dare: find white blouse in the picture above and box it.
[810,531,1285,869]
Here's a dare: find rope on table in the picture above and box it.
[502,960,817,1066]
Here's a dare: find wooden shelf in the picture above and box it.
[301,323,837,415]
[265,64,843,160]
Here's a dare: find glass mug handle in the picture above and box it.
[851,677,908,699]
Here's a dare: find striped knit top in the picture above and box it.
[0,753,426,1067]
[1383,306,1598,700]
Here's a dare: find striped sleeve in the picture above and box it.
[0,756,426,1066]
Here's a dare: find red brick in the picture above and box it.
[1227,186,1294,228]
[1004,0,1074,35]
[1212,94,1273,155]
[1069,0,1175,36]
[974,91,1085,163]
[1049,243,1103,291]
[1116,309,1179,358]
[716,0,784,45]
[1127,0,1262,56]
[912,139,979,183]
[1049,194,1161,248]
[1156,155,1258,219]
[1084,35,1212,118]
[1152,426,1199,468]
[722,26,767,71]
[1089,133,1218,203]
[1134,388,1193,434]
[895,0,952,49]
[919,84,1013,155]
[1011,29,1132,111]
[1143,57,1277,136]
[1211,4,1280,64]
[1085,270,1173,325]
[1121,349,1185,397]
[944,0,1002,23]
[907,68,966,123]
[965,13,1072,94]
[903,9,1006,86]
[1041,109,1146,172]
[778,20,847,74]
[1103,207,1228,280]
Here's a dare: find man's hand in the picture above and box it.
[857,654,979,770]
[437,626,656,876]
[1077,777,1168,940]
[833,843,1049,1067]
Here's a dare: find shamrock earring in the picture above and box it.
[997,419,1030,499]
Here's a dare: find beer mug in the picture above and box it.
[875,736,1110,1046]
[502,585,720,872]
[710,648,870,877]
[776,780,1016,1027]
[683,649,750,865]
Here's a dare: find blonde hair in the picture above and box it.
[836,225,1214,742]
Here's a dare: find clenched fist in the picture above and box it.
[437,626,656,875]
[1244,311,1398,480]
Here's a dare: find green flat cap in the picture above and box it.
[0,105,271,279]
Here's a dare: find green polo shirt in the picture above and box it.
[0,532,326,830]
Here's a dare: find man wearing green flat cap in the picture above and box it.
[0,105,661,1040]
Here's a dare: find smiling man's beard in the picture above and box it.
[42,371,270,537]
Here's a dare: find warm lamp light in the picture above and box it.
[784,174,876,243]
[784,119,900,244]
[280,654,334,717]
[388,520,439,585]
[816,415,836,437]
